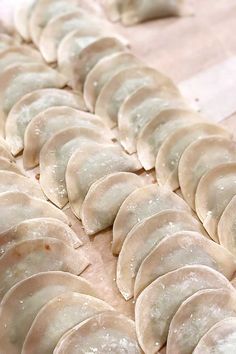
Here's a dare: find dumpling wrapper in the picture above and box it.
[137,108,201,170]
[40,127,111,208]
[117,210,206,300]
[178,136,236,210]
[167,288,236,354]
[5,88,86,156]
[14,0,37,41]
[95,66,177,128]
[156,122,231,191]
[0,271,96,354]
[0,34,15,53]
[134,231,236,298]
[218,195,236,257]
[81,172,144,235]
[22,292,113,354]
[66,144,142,219]
[112,184,190,255]
[84,52,142,112]
[118,86,186,154]
[104,0,123,22]
[0,157,24,175]
[135,265,233,353]
[195,162,236,242]
[0,191,68,233]
[0,140,14,159]
[54,311,141,354]
[23,106,112,169]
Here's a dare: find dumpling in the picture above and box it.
[218,195,236,257]
[81,172,144,235]
[54,311,141,354]
[195,162,236,241]
[66,144,142,219]
[0,157,24,175]
[134,231,236,298]
[84,52,142,112]
[23,107,112,169]
[104,0,123,22]
[0,138,14,159]
[22,292,113,354]
[112,184,190,255]
[14,0,37,41]
[5,88,86,156]
[0,33,15,53]
[178,136,236,210]
[135,266,232,353]
[156,122,230,191]
[0,271,96,354]
[117,210,205,300]
[95,66,177,128]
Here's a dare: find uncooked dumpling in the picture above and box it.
[22,292,113,354]
[0,271,96,354]
[0,157,23,175]
[0,139,14,159]
[134,231,236,298]
[117,210,205,300]
[218,195,236,257]
[5,88,86,156]
[81,172,144,235]
[112,184,190,255]
[14,0,37,41]
[66,144,142,219]
[54,311,141,354]
[0,34,15,52]
[156,122,230,191]
[178,136,236,210]
[135,265,233,353]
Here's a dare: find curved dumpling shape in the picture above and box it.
[0,271,96,354]
[0,238,89,301]
[118,86,186,154]
[0,139,14,159]
[66,144,142,219]
[156,122,231,191]
[84,52,142,112]
[195,162,236,242]
[54,311,141,354]
[95,66,177,128]
[178,136,236,210]
[112,184,190,255]
[137,108,201,170]
[167,288,236,354]
[22,292,113,354]
[0,192,68,233]
[134,231,236,298]
[193,317,236,354]
[135,265,233,353]
[117,210,205,300]
[218,195,236,257]
[5,88,86,156]
[0,157,23,175]
[0,34,15,52]
[14,0,37,41]
[23,107,112,169]
[81,172,144,235]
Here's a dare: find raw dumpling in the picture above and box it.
[0,157,23,175]
[81,172,144,235]
[156,122,230,191]
[0,271,96,354]
[22,292,113,354]
[134,231,236,298]
[135,266,232,353]
[54,311,141,354]
[178,136,236,210]
[218,195,236,257]
[0,34,15,52]
[66,144,142,219]
[14,0,37,41]
[112,184,190,255]
[0,139,14,159]
[5,88,86,156]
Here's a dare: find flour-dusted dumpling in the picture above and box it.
[22,292,113,354]
[14,0,37,41]
[218,195,236,257]
[117,210,205,300]
[0,34,15,52]
[23,107,112,169]
[135,231,236,298]
[136,266,233,354]
[178,136,236,210]
[0,157,23,175]
[66,145,142,220]
[137,108,201,170]
[112,184,190,255]
[81,172,144,236]
[195,162,236,242]
[156,122,230,191]
[54,311,141,354]
[5,88,86,156]
[167,288,236,354]
[0,192,68,233]
[95,66,176,128]
[84,52,142,112]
